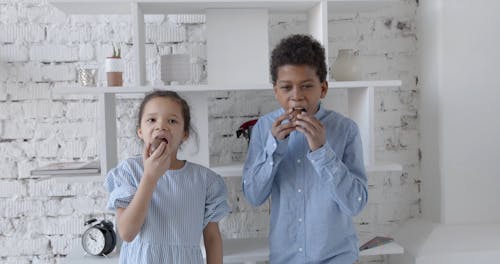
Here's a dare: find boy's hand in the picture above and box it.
[143,141,172,180]
[272,110,296,140]
[294,112,326,151]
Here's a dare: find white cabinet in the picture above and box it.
[50,0,403,177]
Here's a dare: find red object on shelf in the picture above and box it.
[236,119,258,144]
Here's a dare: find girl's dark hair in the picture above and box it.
[270,34,327,85]
[137,90,191,136]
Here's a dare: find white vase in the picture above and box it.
[105,57,123,86]
[331,49,362,81]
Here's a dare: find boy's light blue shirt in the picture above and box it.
[243,104,368,264]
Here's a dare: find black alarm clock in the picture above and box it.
[81,218,116,256]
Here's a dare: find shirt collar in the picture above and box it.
[314,102,326,120]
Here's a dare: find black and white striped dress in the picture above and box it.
[104,156,230,264]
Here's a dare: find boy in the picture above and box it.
[243,34,368,263]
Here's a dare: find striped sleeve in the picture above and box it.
[103,160,138,210]
[203,173,230,227]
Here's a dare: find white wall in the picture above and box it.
[439,0,500,224]
[420,0,500,225]
[418,0,442,223]
[391,1,500,263]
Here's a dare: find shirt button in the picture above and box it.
[297,189,302,193]
[299,247,303,252]
[358,196,362,202]
[298,218,302,222]
[269,161,274,166]
[273,143,277,148]
[297,159,301,163]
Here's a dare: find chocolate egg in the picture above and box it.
[290,108,305,122]
[149,138,163,155]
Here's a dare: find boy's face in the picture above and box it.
[273,64,327,115]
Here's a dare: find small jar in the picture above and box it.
[105,57,123,86]
[331,49,362,81]
[77,67,97,87]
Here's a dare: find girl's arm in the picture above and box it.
[116,175,158,242]
[117,141,172,242]
[203,222,223,264]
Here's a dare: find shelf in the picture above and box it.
[42,162,401,182]
[328,0,404,14]
[211,164,246,178]
[200,237,403,263]
[52,80,402,95]
[329,80,402,88]
[49,0,403,179]
[50,0,401,15]
[41,162,401,181]
[212,162,402,177]
[50,0,317,14]
[51,174,102,183]
[219,237,269,263]
[366,162,403,172]
[63,230,403,264]
[360,241,404,256]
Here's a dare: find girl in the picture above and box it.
[104,90,230,264]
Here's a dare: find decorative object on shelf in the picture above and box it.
[77,64,98,87]
[359,236,394,251]
[81,218,116,256]
[105,44,123,86]
[331,49,362,81]
[30,160,100,176]
[236,119,258,145]
[160,54,191,85]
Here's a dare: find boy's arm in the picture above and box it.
[307,122,368,216]
[242,118,288,206]
[204,222,223,264]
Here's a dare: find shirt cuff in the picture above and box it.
[307,143,337,167]
[265,130,288,156]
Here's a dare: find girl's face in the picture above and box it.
[273,64,327,115]
[137,97,188,154]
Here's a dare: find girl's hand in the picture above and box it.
[271,109,296,140]
[143,141,172,180]
[294,112,326,151]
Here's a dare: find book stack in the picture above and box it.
[31,160,100,176]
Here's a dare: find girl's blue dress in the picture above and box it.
[104,156,230,264]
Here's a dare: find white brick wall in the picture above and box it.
[0,1,419,263]
[30,45,80,62]
[0,44,29,62]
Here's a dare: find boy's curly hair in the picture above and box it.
[270,34,327,85]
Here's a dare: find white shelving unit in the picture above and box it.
[63,236,403,264]
[50,0,404,178]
